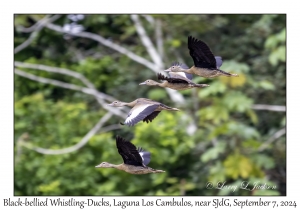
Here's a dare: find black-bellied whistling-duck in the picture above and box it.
[139,72,209,90]
[95,136,165,174]
[165,36,238,78]
[107,98,179,126]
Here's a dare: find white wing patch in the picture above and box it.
[215,56,223,69]
[171,72,188,79]
[169,72,193,81]
[138,148,151,165]
[124,103,158,126]
[169,72,194,84]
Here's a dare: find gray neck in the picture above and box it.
[157,81,167,87]
[181,67,193,73]
[123,100,138,107]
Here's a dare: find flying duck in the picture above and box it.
[95,136,165,174]
[107,98,179,126]
[139,72,209,90]
[165,36,238,78]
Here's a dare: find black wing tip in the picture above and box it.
[116,135,138,149]
[143,118,152,123]
[157,72,163,77]
[116,135,126,142]
[157,73,168,81]
[188,35,198,42]
[188,36,206,45]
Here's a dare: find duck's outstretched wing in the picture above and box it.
[157,73,189,84]
[188,36,217,69]
[124,103,159,126]
[137,147,151,165]
[116,136,144,166]
[215,56,223,69]
[168,72,198,84]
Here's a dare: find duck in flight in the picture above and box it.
[95,136,165,174]
[165,36,238,78]
[139,72,209,90]
[107,98,179,126]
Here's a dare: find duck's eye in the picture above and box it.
[147,80,150,83]
[172,66,175,69]
[114,101,117,104]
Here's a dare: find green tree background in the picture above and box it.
[14,14,286,196]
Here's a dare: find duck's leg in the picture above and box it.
[217,69,239,77]
[193,83,209,88]
[151,169,165,173]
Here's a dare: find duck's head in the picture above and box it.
[107,100,127,107]
[139,79,159,86]
[164,62,188,73]
[95,162,114,168]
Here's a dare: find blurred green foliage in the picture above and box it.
[14,14,285,196]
